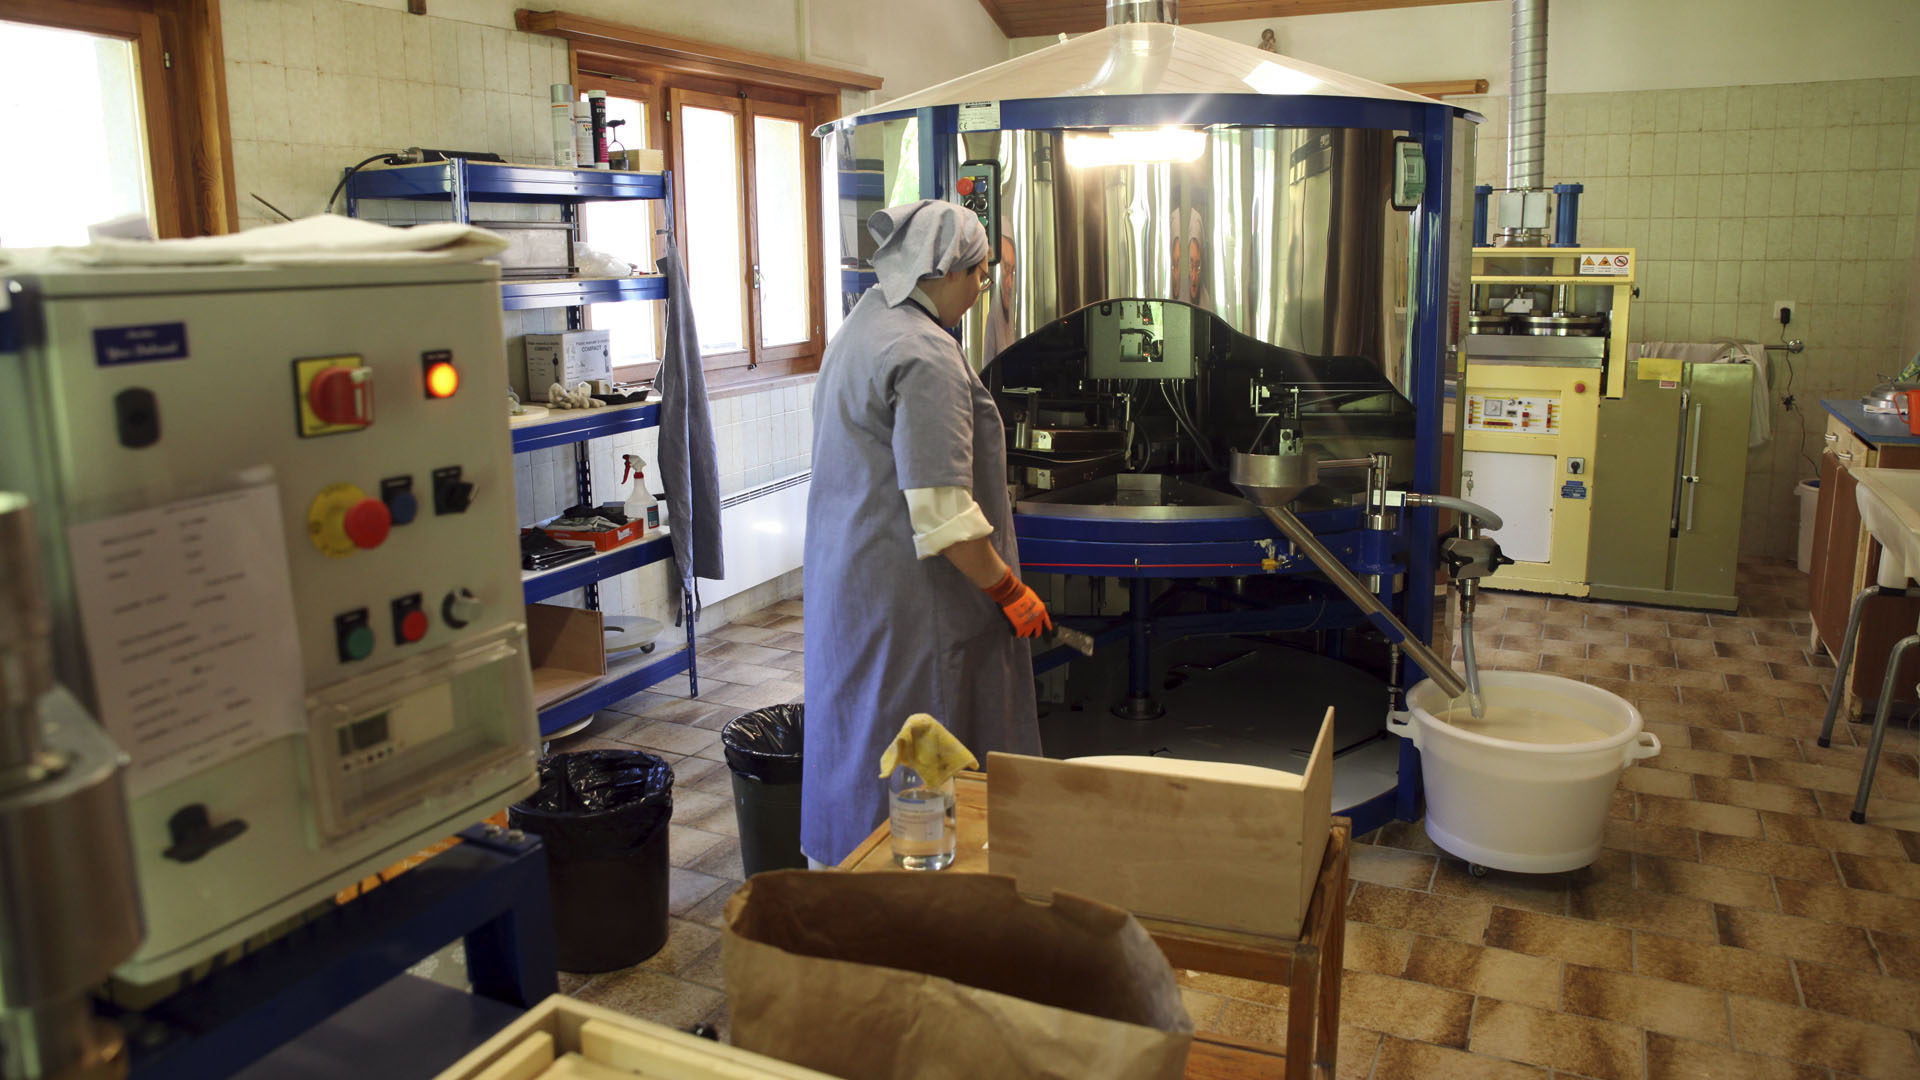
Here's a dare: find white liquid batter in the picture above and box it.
[1437,703,1613,744]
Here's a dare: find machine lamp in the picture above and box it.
[423,352,459,399]
[1063,126,1209,168]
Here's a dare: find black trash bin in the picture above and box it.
[509,749,673,973]
[722,705,806,876]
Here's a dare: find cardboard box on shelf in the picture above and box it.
[525,603,606,710]
[524,330,611,399]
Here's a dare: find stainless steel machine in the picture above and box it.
[0,260,541,1003]
[818,0,1499,828]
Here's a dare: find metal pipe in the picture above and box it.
[1106,0,1179,25]
[1257,504,1468,698]
[1507,0,1547,191]
[0,494,50,783]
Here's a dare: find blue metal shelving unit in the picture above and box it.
[523,534,673,604]
[510,401,661,454]
[344,160,667,217]
[500,275,668,311]
[345,156,698,734]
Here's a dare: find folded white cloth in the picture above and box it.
[13,215,508,268]
[1639,340,1770,448]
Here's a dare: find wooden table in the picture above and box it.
[841,772,1351,1080]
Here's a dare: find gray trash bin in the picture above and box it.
[721,705,807,876]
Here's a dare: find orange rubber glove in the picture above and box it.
[984,569,1053,638]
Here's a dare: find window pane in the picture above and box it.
[580,96,655,367]
[0,21,152,247]
[680,105,745,355]
[753,116,809,348]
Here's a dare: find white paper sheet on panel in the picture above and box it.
[64,484,305,797]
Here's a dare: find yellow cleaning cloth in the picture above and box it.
[877,713,978,787]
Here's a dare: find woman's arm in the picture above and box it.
[940,534,1010,589]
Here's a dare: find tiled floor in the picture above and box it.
[553,563,1920,1079]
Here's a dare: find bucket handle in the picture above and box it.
[1386,710,1417,748]
[1625,731,1662,764]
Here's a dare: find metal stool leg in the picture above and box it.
[1852,632,1920,824]
[1820,586,1885,748]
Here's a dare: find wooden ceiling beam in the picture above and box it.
[1391,78,1490,98]
[984,0,1488,39]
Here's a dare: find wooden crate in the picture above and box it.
[986,708,1334,939]
[434,993,835,1079]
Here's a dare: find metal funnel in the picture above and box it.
[1229,451,1316,508]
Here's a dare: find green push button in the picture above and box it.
[335,609,375,662]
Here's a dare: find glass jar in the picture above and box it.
[887,764,956,870]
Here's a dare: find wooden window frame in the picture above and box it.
[669,86,757,373]
[0,0,236,237]
[522,9,880,388]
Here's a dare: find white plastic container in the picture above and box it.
[1796,478,1820,573]
[1392,671,1660,873]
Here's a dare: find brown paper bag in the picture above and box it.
[722,870,1193,1080]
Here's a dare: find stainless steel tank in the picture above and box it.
[818,11,1477,500]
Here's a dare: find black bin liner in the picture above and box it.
[722,704,804,783]
[722,705,807,875]
[509,749,673,972]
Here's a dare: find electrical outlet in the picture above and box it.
[1774,299,1796,326]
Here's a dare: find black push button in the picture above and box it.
[115,387,161,448]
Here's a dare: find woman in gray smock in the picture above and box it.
[801,201,1052,866]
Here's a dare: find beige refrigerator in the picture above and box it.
[1587,357,1755,611]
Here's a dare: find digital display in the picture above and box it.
[350,712,390,751]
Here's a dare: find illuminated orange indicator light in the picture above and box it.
[423,352,459,399]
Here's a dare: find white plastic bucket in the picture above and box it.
[1391,671,1659,873]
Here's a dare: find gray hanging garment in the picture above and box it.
[656,242,725,604]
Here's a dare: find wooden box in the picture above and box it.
[987,709,1334,940]
[434,993,834,1079]
[525,604,605,711]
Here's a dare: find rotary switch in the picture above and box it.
[308,483,391,557]
[442,588,483,628]
[308,365,373,427]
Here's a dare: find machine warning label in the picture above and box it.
[1578,252,1632,276]
[1561,480,1589,499]
[958,100,1001,131]
[94,322,189,366]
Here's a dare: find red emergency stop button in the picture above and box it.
[1574,381,1588,393]
[343,498,392,549]
[399,610,429,643]
[309,365,374,427]
[956,177,975,195]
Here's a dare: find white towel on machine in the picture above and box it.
[0,215,508,270]
[1638,340,1771,448]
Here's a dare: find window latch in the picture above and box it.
[753,264,762,290]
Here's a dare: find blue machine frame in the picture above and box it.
[835,92,1468,836]
[120,826,557,1080]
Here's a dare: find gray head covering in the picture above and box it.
[867,200,989,307]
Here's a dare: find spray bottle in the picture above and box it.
[622,454,660,532]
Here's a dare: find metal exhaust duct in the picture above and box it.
[1507,0,1547,192]
[1107,0,1179,26]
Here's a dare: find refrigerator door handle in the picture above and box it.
[1668,387,1692,532]
[1682,401,1704,533]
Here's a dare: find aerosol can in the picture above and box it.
[622,454,660,532]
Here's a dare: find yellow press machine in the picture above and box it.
[1461,247,1635,598]
[1462,247,1752,610]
